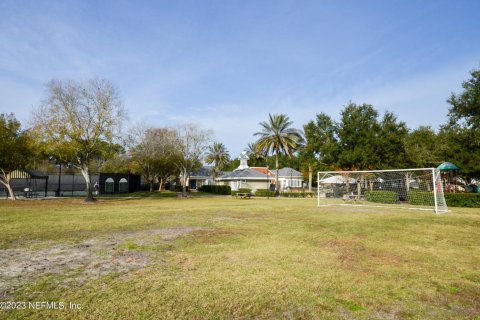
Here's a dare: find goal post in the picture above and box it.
[317,168,448,214]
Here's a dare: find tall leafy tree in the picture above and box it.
[33,78,126,202]
[175,123,212,197]
[0,113,34,200]
[440,67,480,176]
[128,124,157,192]
[303,104,409,172]
[254,113,303,194]
[377,112,409,168]
[447,67,480,129]
[129,126,180,192]
[300,113,337,190]
[100,153,133,174]
[405,126,440,168]
[336,103,381,170]
[205,142,230,177]
[150,128,180,192]
[224,158,240,172]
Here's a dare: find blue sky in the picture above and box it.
[1,0,479,156]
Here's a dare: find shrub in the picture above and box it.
[406,191,480,208]
[281,192,315,198]
[254,189,275,197]
[444,193,480,208]
[130,191,177,198]
[174,185,184,192]
[232,188,252,196]
[199,185,231,195]
[407,191,435,206]
[140,183,160,191]
[281,192,300,198]
[364,191,399,204]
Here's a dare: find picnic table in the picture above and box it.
[23,188,38,198]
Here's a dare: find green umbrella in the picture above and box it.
[437,162,459,171]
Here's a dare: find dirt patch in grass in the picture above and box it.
[187,228,246,245]
[323,239,406,270]
[0,227,206,299]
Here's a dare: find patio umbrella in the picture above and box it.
[319,175,356,184]
[437,162,459,171]
[437,162,460,193]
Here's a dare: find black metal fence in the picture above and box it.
[1,173,99,198]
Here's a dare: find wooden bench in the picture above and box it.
[236,193,252,199]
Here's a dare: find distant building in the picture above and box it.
[189,166,215,190]
[277,167,303,191]
[186,152,305,194]
[98,173,141,194]
[216,166,275,192]
[216,151,274,192]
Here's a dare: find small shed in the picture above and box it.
[98,173,141,194]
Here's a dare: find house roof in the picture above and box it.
[190,166,214,178]
[277,167,302,178]
[217,167,303,181]
[217,168,272,181]
[250,167,274,176]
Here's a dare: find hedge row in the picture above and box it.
[364,191,399,204]
[140,184,183,192]
[444,193,480,208]
[407,191,434,206]
[281,192,315,198]
[140,183,159,191]
[406,191,480,208]
[199,185,231,195]
[231,188,252,196]
[254,189,276,197]
[365,190,480,208]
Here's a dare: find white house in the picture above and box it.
[216,151,304,193]
[276,167,303,191]
[216,151,275,192]
[189,166,215,190]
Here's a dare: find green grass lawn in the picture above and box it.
[0,197,479,319]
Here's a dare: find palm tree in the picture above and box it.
[205,142,230,178]
[246,142,267,166]
[254,113,303,195]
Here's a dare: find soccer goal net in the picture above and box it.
[317,168,448,213]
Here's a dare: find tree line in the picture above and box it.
[299,67,480,184]
[1,67,479,200]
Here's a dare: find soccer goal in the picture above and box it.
[317,168,448,214]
